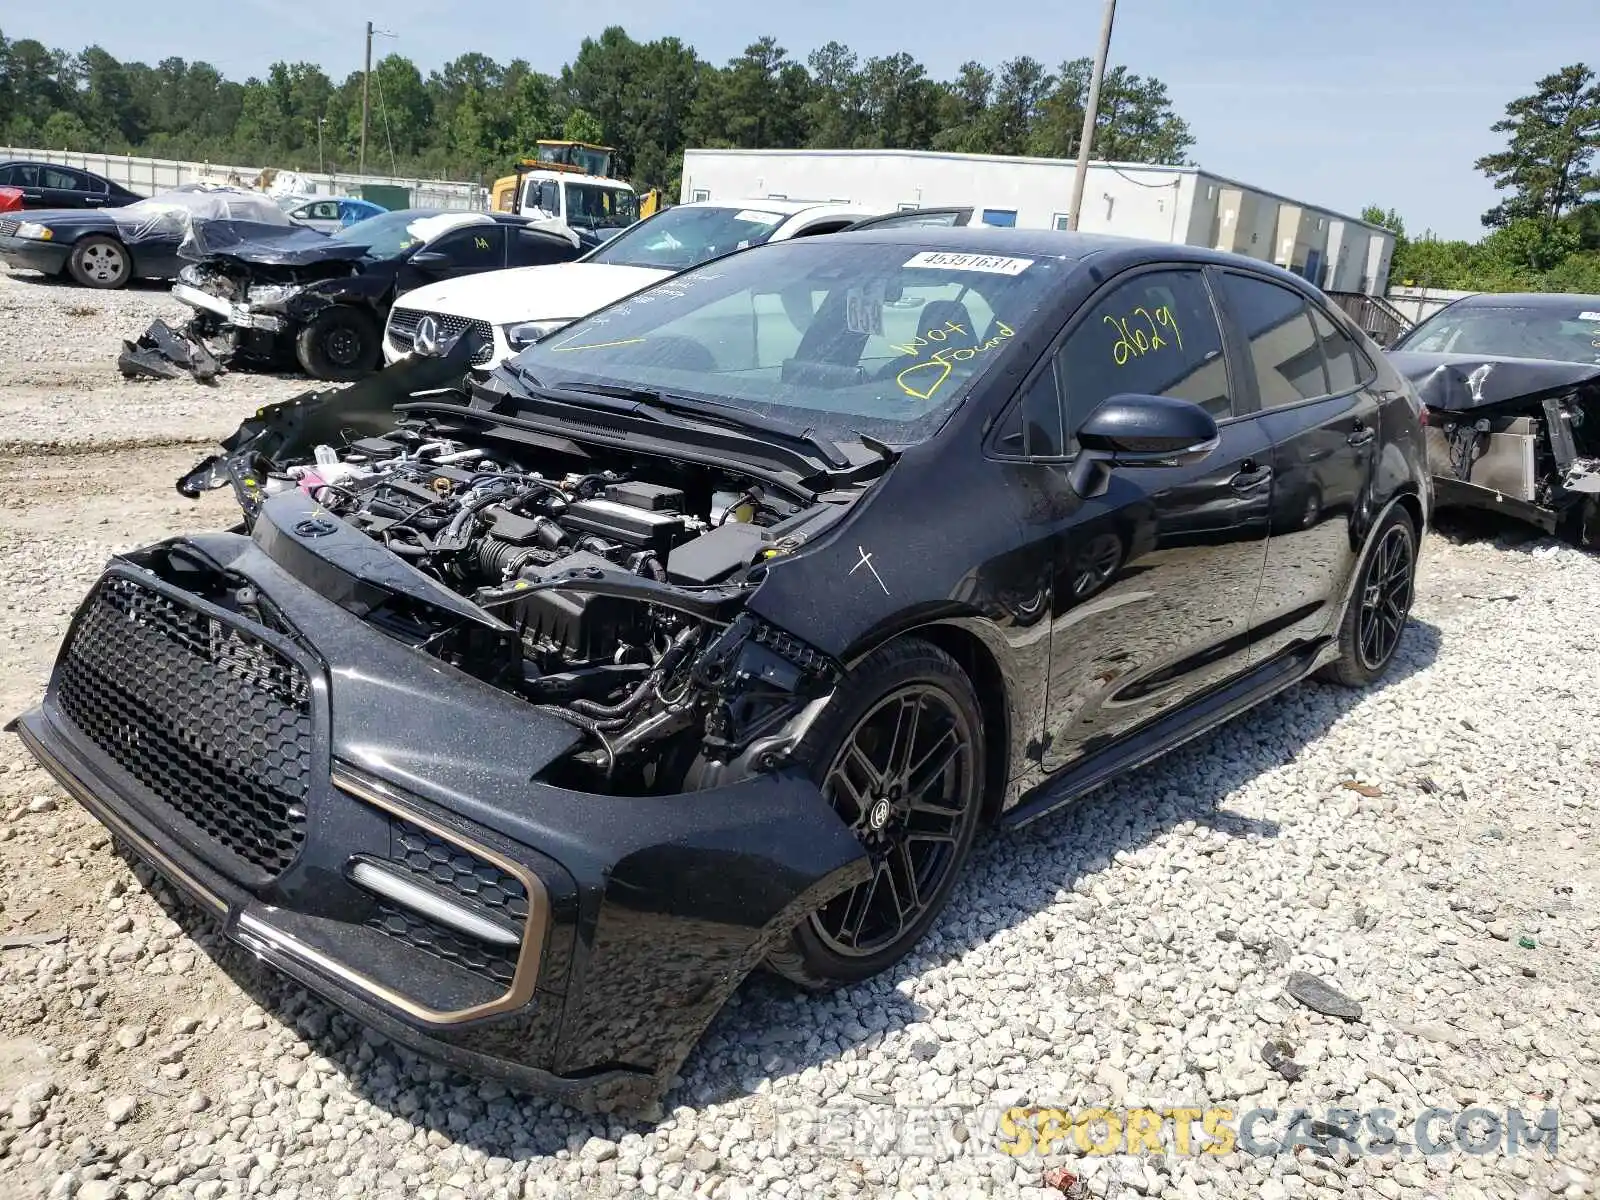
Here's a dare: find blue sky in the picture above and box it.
[6,0,1589,240]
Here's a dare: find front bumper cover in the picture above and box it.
[0,234,70,275]
[173,281,288,332]
[16,526,868,1111]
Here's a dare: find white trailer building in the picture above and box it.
[680,148,1395,296]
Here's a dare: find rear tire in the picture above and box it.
[764,638,986,991]
[294,307,381,380]
[68,236,131,289]
[1318,506,1417,687]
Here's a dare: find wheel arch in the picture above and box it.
[844,618,1015,828]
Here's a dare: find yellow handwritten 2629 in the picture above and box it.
[1106,305,1184,366]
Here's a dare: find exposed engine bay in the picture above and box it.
[174,352,864,794]
[1389,351,1600,545]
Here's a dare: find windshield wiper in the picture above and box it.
[553,380,856,469]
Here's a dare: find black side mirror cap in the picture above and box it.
[1070,393,1220,498]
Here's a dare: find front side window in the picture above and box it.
[512,239,1065,444]
[424,225,506,268]
[586,205,792,271]
[1,164,37,187]
[1218,273,1328,408]
[1056,268,1233,438]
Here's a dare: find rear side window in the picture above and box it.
[1308,304,1367,393]
[39,166,82,190]
[1057,268,1233,431]
[508,228,578,267]
[1219,273,1331,408]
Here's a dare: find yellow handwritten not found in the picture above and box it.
[895,321,1015,401]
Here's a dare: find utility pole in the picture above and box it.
[317,117,326,175]
[1067,0,1117,231]
[359,20,373,176]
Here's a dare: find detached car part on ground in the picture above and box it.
[0,184,292,289]
[172,209,583,381]
[14,228,1429,1113]
[1386,292,1600,546]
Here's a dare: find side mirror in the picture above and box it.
[1069,393,1219,499]
[409,250,451,270]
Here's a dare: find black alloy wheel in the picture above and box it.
[1320,506,1418,688]
[1356,522,1414,672]
[810,684,978,958]
[764,637,985,989]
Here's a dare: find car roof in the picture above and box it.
[816,224,1354,288]
[1447,291,1600,310]
[683,198,865,217]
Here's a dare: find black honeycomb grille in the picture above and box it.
[388,815,530,922]
[358,815,529,985]
[55,575,313,878]
[364,902,518,986]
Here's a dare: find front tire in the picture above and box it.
[1319,506,1417,687]
[765,638,986,990]
[68,236,131,289]
[294,307,381,380]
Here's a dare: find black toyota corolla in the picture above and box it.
[13,227,1430,1112]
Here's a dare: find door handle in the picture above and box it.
[22,192,42,200]
[1347,423,1376,447]
[1230,464,1273,493]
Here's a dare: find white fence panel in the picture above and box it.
[1,146,488,212]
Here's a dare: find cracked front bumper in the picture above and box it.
[173,282,287,332]
[15,535,867,1110]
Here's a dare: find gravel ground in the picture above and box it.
[1,266,1597,1200]
[0,264,308,454]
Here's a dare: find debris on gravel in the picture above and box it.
[2,268,1597,1198]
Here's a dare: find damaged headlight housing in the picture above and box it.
[505,319,572,351]
[15,222,52,240]
[245,283,304,310]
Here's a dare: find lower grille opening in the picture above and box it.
[364,901,519,987]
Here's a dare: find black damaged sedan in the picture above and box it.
[13,228,1431,1112]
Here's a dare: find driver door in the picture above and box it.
[998,265,1275,772]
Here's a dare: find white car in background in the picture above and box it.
[382,198,885,370]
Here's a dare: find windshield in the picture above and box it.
[567,183,638,229]
[586,205,791,270]
[508,239,1063,444]
[326,208,435,259]
[1396,301,1600,365]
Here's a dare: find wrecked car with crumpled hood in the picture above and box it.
[172,208,581,381]
[1386,291,1600,545]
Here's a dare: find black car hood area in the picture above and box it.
[15,208,116,230]
[1388,350,1600,412]
[182,220,364,267]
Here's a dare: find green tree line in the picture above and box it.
[0,26,1194,192]
[1368,63,1600,294]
